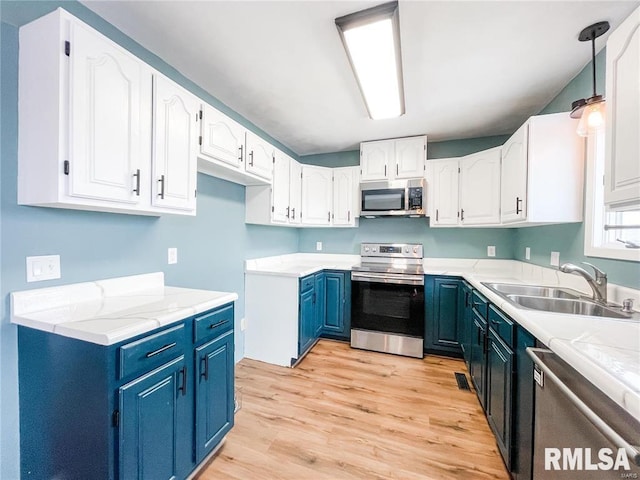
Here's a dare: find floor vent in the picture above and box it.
[455,372,470,391]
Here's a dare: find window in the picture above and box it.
[584,130,640,261]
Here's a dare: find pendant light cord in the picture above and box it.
[591,35,597,98]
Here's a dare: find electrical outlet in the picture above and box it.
[525,247,531,260]
[316,242,323,251]
[168,247,178,265]
[240,318,246,331]
[487,246,496,257]
[550,251,560,267]
[26,255,61,282]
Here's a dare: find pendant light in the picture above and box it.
[570,21,610,137]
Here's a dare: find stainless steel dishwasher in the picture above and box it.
[528,348,640,479]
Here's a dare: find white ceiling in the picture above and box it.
[80,0,639,156]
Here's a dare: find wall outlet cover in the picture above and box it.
[26,255,61,282]
[525,247,531,260]
[316,242,323,251]
[168,247,178,265]
[550,251,560,267]
[240,318,246,331]
[487,246,496,257]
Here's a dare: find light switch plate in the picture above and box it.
[487,246,496,257]
[316,242,323,251]
[26,255,61,282]
[550,251,560,267]
[168,247,178,265]
[525,247,531,260]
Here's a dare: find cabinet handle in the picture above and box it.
[178,366,187,396]
[460,209,464,221]
[132,169,141,196]
[348,210,351,222]
[249,151,254,166]
[145,342,176,358]
[384,165,387,177]
[291,208,296,219]
[201,355,209,381]
[209,319,228,330]
[328,211,331,222]
[396,164,398,176]
[491,319,499,325]
[516,196,522,214]
[465,291,469,307]
[158,175,165,199]
[238,145,244,162]
[286,206,290,218]
[435,209,439,222]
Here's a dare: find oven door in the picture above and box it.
[351,275,425,338]
[361,188,407,215]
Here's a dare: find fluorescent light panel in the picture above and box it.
[336,2,405,120]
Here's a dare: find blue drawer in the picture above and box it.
[300,275,315,293]
[472,290,489,320]
[194,304,234,343]
[119,324,186,380]
[488,305,515,349]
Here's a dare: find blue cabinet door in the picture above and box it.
[299,288,315,355]
[425,276,462,355]
[461,282,474,367]
[469,311,488,409]
[323,272,344,335]
[195,330,235,462]
[487,328,514,469]
[119,355,189,480]
[314,272,326,337]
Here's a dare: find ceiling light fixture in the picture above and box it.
[570,21,610,137]
[335,1,405,120]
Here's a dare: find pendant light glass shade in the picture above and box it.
[576,100,606,137]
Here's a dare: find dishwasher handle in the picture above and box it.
[526,347,640,466]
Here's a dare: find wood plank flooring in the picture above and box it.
[196,340,510,480]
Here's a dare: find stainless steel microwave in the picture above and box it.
[360,179,425,217]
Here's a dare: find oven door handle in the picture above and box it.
[351,272,424,286]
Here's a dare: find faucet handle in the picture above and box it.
[581,262,607,280]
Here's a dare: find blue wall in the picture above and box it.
[0,4,298,477]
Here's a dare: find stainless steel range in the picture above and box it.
[350,243,424,358]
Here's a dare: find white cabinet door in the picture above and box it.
[459,147,501,225]
[501,123,528,223]
[332,167,356,226]
[289,160,302,225]
[271,150,291,223]
[301,166,332,225]
[200,104,245,169]
[152,74,198,212]
[360,140,393,181]
[430,159,459,226]
[394,136,426,179]
[605,6,640,209]
[245,131,274,181]
[69,21,148,204]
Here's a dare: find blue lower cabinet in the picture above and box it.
[469,310,488,409]
[424,275,463,355]
[119,355,190,480]
[299,280,316,356]
[17,302,235,480]
[195,330,235,462]
[314,272,326,337]
[460,282,474,366]
[322,271,350,339]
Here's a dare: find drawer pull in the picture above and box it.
[145,342,177,358]
[491,319,499,325]
[178,366,187,396]
[200,356,209,381]
[209,319,229,330]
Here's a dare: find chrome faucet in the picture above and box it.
[559,262,608,304]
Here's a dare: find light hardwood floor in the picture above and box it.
[196,340,510,480]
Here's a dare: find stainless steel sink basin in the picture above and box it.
[482,282,582,299]
[506,295,635,319]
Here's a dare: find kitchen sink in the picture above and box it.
[506,295,636,319]
[481,282,582,299]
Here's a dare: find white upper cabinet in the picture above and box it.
[332,167,357,226]
[271,150,292,223]
[200,104,244,169]
[429,158,459,226]
[604,5,640,209]
[301,166,333,225]
[500,113,584,226]
[394,136,427,179]
[17,9,196,216]
[500,123,529,223]
[151,74,198,213]
[289,160,303,225]
[360,136,426,182]
[459,147,501,225]
[245,131,274,181]
[68,19,148,205]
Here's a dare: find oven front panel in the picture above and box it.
[351,281,425,337]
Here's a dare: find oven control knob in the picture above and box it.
[364,247,370,253]
[404,247,409,253]
[372,247,377,253]
[413,247,418,254]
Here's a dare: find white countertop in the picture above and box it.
[246,253,640,421]
[10,272,238,345]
